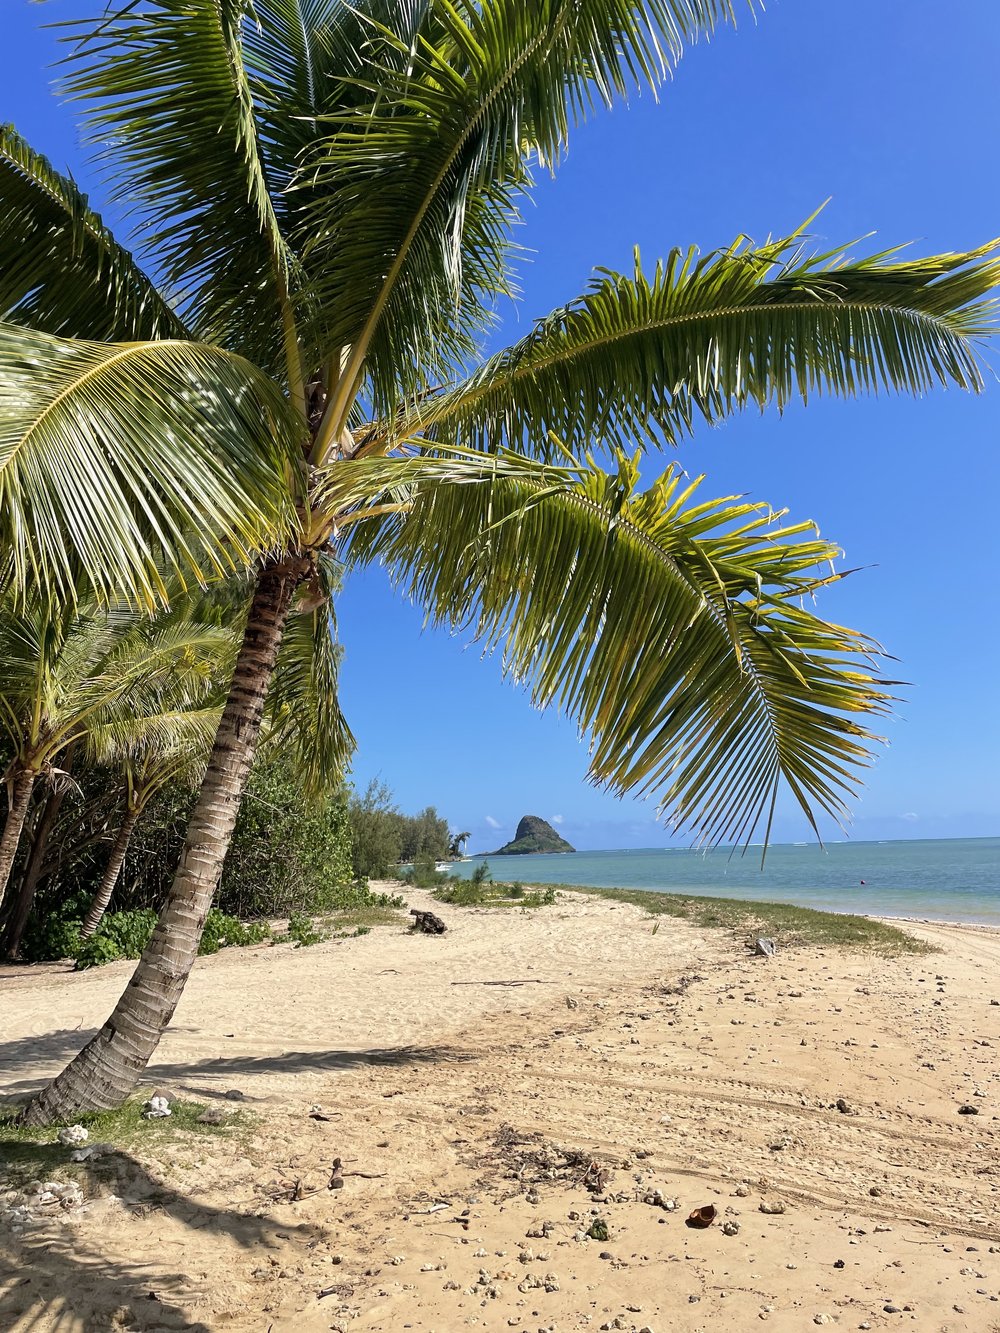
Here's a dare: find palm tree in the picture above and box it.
[449,832,471,859]
[5,2,997,1123]
[0,591,237,953]
[77,713,222,942]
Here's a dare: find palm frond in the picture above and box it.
[384,230,1000,455]
[59,0,302,378]
[343,447,893,847]
[0,123,185,342]
[267,552,354,795]
[0,323,303,606]
[305,0,744,442]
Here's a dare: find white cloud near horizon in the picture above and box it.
[551,814,564,825]
[484,815,501,829]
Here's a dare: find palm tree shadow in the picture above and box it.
[0,1032,475,1098]
[0,1147,322,1331]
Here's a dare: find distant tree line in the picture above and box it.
[347,779,462,879]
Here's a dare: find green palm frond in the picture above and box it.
[305,0,744,443]
[0,323,303,605]
[267,552,354,796]
[0,123,185,342]
[385,230,1000,455]
[88,706,223,780]
[60,0,303,381]
[0,586,236,771]
[344,448,893,846]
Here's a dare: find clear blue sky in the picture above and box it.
[6,2,999,851]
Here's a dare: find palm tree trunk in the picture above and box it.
[78,803,141,941]
[21,554,309,1126]
[1,782,67,959]
[0,769,37,914]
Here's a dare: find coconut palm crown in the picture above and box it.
[2,0,997,1121]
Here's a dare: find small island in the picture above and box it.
[489,815,575,856]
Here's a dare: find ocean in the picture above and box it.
[449,837,1000,926]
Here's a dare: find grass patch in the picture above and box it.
[0,1096,249,1192]
[432,880,557,909]
[555,885,934,954]
[326,904,407,931]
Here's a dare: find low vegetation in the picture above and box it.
[566,885,934,954]
[0,1096,248,1191]
[426,861,557,908]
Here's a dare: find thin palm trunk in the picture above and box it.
[0,768,38,913]
[21,554,308,1125]
[1,782,68,959]
[78,803,141,941]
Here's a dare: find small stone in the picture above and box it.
[722,1221,740,1237]
[958,1104,979,1115]
[56,1124,88,1146]
[833,1259,845,1269]
[836,1097,855,1115]
[813,1316,832,1326]
[883,1304,902,1314]
[759,1199,786,1215]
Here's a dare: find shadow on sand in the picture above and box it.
[0,1142,325,1330]
[0,1029,475,1099]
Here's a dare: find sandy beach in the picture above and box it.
[2,886,999,1332]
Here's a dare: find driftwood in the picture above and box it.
[409,908,446,934]
[450,979,547,987]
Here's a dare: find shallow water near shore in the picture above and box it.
[453,836,1000,925]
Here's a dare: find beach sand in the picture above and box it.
[1,886,999,1331]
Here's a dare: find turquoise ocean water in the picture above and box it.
[448,837,1000,925]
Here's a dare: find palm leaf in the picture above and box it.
[267,552,354,796]
[305,0,745,444]
[343,447,894,847]
[0,123,185,342]
[59,0,303,383]
[0,324,303,605]
[382,230,1000,455]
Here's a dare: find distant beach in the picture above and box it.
[453,836,1000,925]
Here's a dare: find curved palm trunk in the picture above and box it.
[1,783,67,959]
[78,803,142,941]
[0,769,38,914]
[21,554,308,1125]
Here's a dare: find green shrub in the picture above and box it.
[199,910,270,955]
[73,907,271,969]
[400,848,451,889]
[74,908,160,969]
[432,879,489,906]
[73,931,125,970]
[431,879,557,910]
[285,911,326,947]
[21,911,82,964]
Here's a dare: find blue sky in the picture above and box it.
[6,2,1000,851]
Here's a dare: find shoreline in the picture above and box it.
[3,885,1000,1332]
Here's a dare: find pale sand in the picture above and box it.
[1,888,999,1332]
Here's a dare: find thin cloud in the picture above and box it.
[551,814,564,825]
[484,815,501,829]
